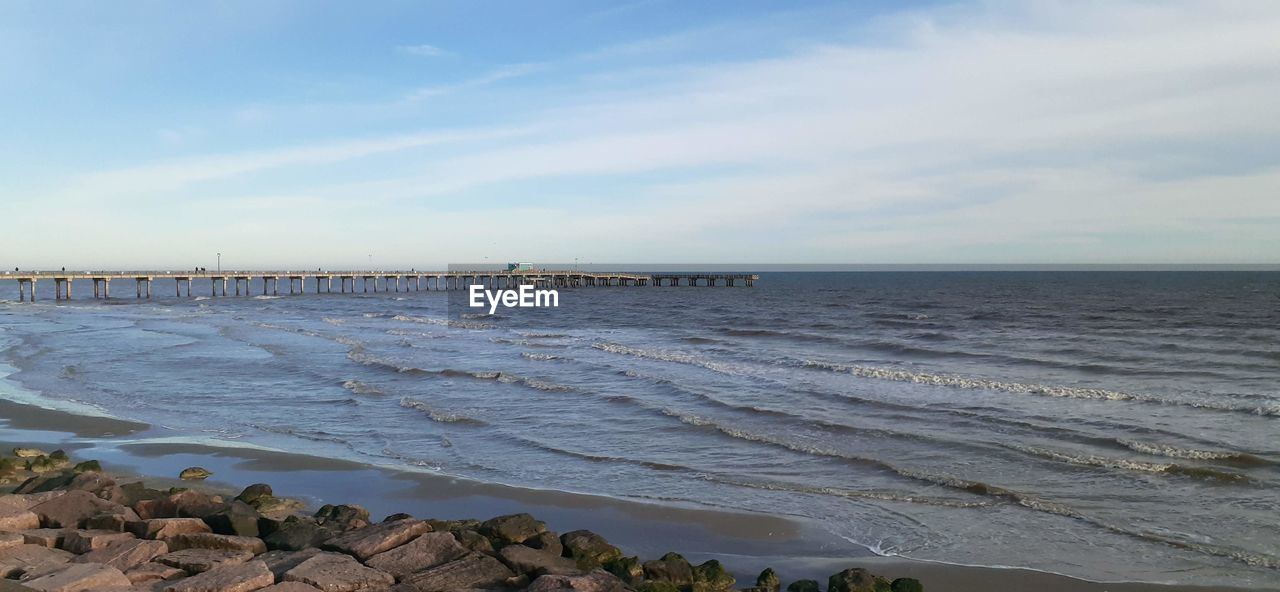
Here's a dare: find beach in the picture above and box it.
[0,396,1267,592]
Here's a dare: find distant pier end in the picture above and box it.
[2,270,758,301]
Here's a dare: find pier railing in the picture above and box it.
[0,270,757,301]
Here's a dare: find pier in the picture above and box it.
[1,270,757,301]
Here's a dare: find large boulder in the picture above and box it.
[60,530,135,554]
[479,513,545,546]
[202,501,261,538]
[262,517,335,552]
[123,562,186,585]
[828,568,887,592]
[20,562,131,591]
[313,505,369,531]
[527,569,628,592]
[641,552,693,589]
[257,549,322,581]
[602,556,642,584]
[786,580,819,592]
[399,553,514,591]
[756,568,781,592]
[0,545,74,579]
[127,518,212,541]
[559,531,621,570]
[364,532,467,580]
[890,578,923,592]
[497,544,580,577]
[29,490,123,529]
[281,552,394,591]
[322,519,429,560]
[155,549,254,574]
[166,533,266,555]
[452,530,494,556]
[165,559,274,592]
[0,507,41,531]
[73,539,168,572]
[691,559,734,592]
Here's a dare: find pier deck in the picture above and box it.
[1,270,757,301]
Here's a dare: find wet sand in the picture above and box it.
[0,396,1270,592]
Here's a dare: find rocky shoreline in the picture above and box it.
[0,448,922,592]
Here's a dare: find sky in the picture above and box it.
[1,0,1278,269]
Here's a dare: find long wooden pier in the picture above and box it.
[1,270,757,301]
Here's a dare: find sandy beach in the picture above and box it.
[0,396,1267,592]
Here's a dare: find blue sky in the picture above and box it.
[2,0,1278,268]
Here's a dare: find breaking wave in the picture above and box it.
[1116,440,1271,466]
[800,361,1280,416]
[341,380,383,396]
[399,397,486,425]
[1006,444,1250,483]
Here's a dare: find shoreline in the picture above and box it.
[0,394,1271,592]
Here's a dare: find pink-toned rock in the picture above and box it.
[526,570,628,592]
[167,534,266,555]
[399,553,514,592]
[0,492,64,511]
[499,544,580,577]
[128,519,213,541]
[30,491,123,529]
[156,549,254,574]
[60,530,136,554]
[21,562,132,591]
[0,532,26,549]
[87,508,142,532]
[257,584,320,592]
[0,507,42,531]
[364,532,467,580]
[125,562,187,584]
[0,544,75,578]
[282,552,394,591]
[322,519,429,561]
[20,530,68,549]
[163,559,274,592]
[132,499,177,521]
[257,549,321,580]
[75,539,168,571]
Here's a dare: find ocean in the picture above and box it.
[0,271,1277,588]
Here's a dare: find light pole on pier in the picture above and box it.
[217,253,221,273]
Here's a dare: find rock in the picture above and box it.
[119,483,167,507]
[171,491,222,520]
[498,544,580,577]
[889,578,923,592]
[526,570,628,592]
[87,511,138,533]
[0,545,74,578]
[64,472,116,497]
[60,530,136,554]
[128,519,213,541]
[0,532,25,549]
[258,549,321,580]
[828,568,886,592]
[167,533,266,555]
[756,568,781,592]
[14,448,49,458]
[30,490,124,528]
[124,562,187,585]
[398,553,515,591]
[13,474,76,495]
[281,552,394,591]
[262,517,335,552]
[641,552,693,589]
[178,468,211,481]
[451,531,493,556]
[247,497,302,519]
[633,583,680,592]
[691,559,734,592]
[382,513,413,523]
[421,519,478,533]
[24,457,69,474]
[312,505,369,532]
[164,559,273,592]
[478,513,544,546]
[0,507,42,531]
[258,585,321,592]
[74,539,167,572]
[364,532,468,580]
[155,549,254,574]
[601,556,642,584]
[70,461,101,474]
[21,562,131,591]
[322,519,429,560]
[233,486,272,506]
[20,530,67,549]
[0,493,65,511]
[525,531,562,557]
[785,580,819,592]
[559,531,620,570]
[203,502,261,538]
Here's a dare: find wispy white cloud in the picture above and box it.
[397,43,451,58]
[402,63,543,101]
